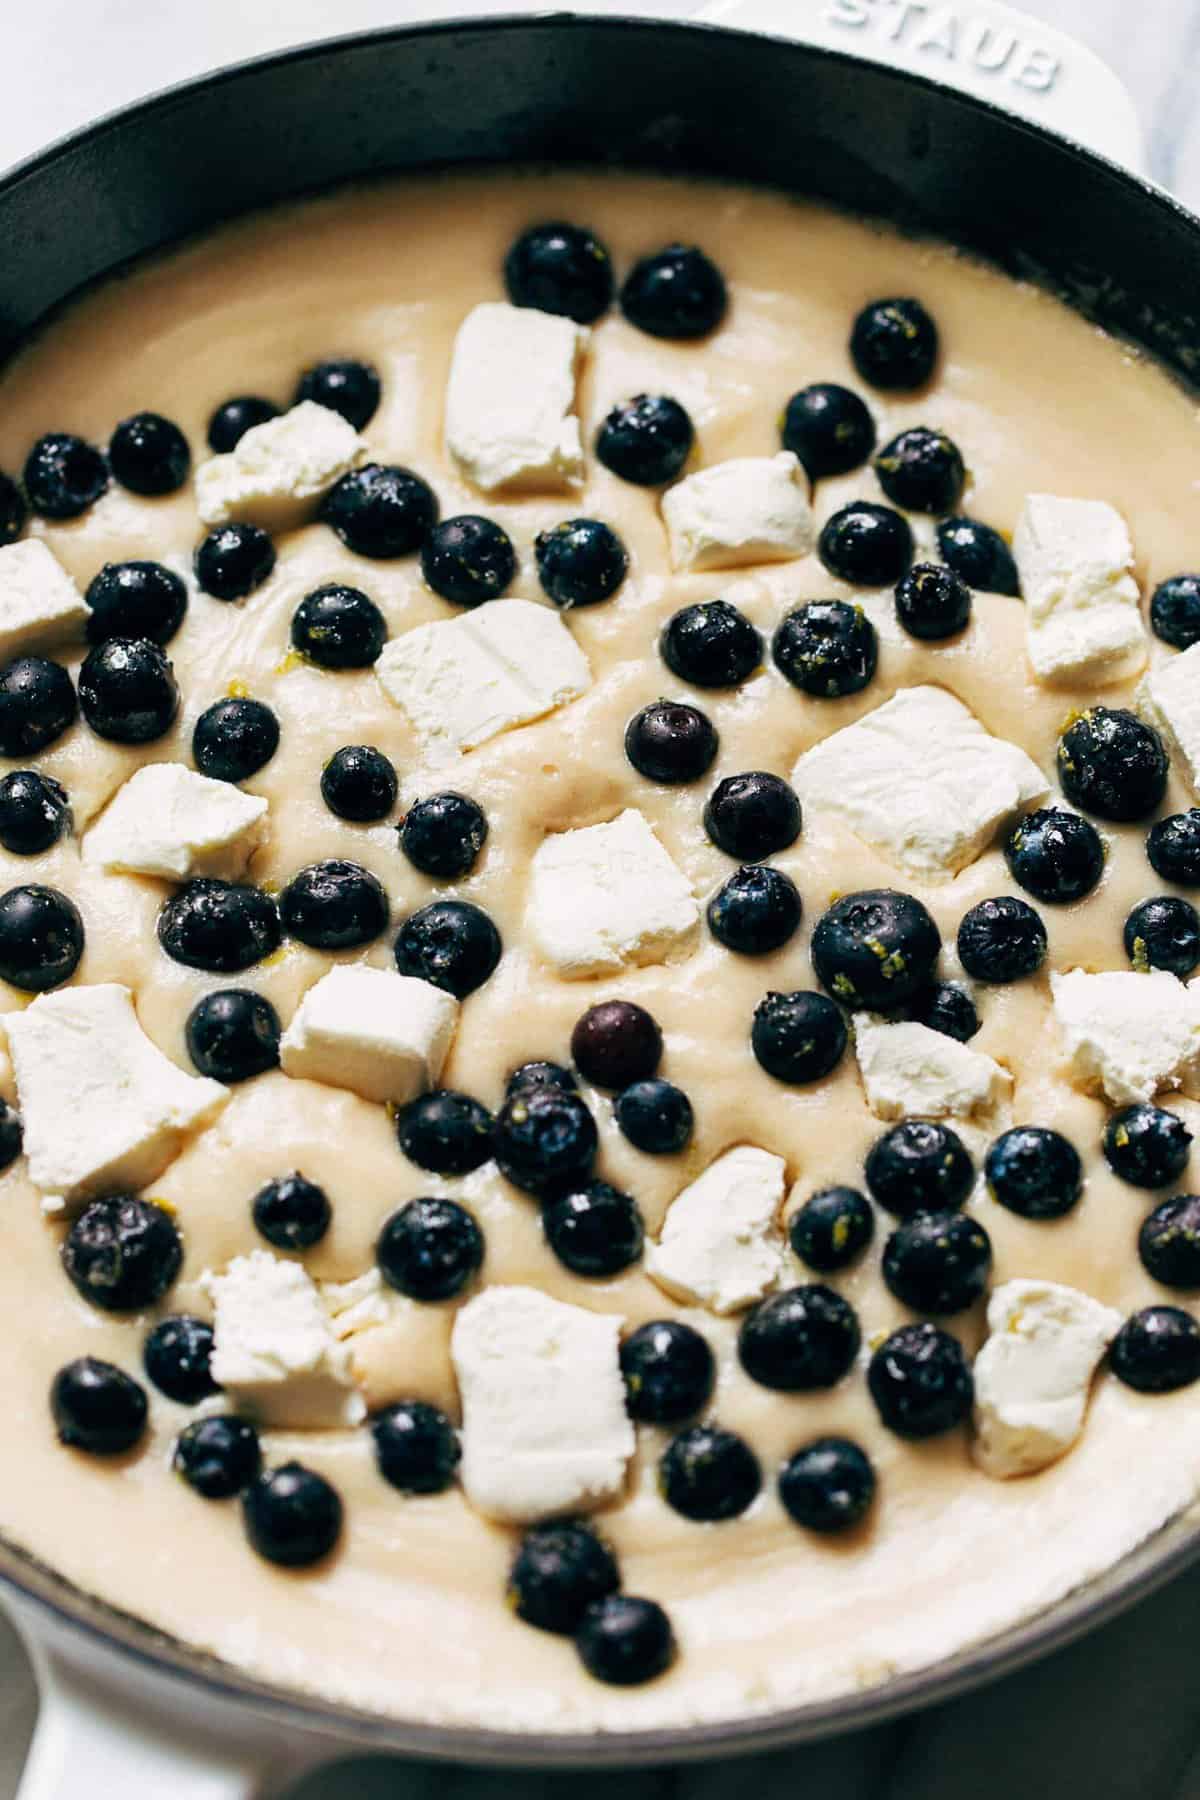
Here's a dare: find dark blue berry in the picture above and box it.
[207,396,278,453]
[320,464,437,559]
[23,433,108,519]
[868,1321,973,1438]
[620,1320,714,1423]
[818,501,913,586]
[781,382,874,480]
[509,1520,619,1634]
[906,981,979,1042]
[0,471,27,544]
[78,637,178,743]
[597,395,693,486]
[393,899,501,998]
[811,888,941,1009]
[291,584,386,669]
[1151,575,1200,649]
[707,864,802,955]
[320,745,397,822]
[614,1079,694,1155]
[773,598,878,695]
[194,523,276,601]
[1148,811,1200,886]
[0,883,83,990]
[252,1172,332,1250]
[504,221,614,323]
[576,1595,675,1686]
[620,244,726,339]
[936,515,1019,595]
[789,1186,874,1273]
[243,1463,342,1565]
[875,426,964,513]
[186,989,279,1083]
[85,561,187,645]
[571,999,661,1088]
[0,1100,22,1170]
[535,518,627,609]
[420,515,515,607]
[377,1197,484,1301]
[882,1210,992,1315]
[175,1415,261,1498]
[1103,1103,1191,1190]
[62,1196,182,1312]
[1109,1306,1200,1393]
[192,696,279,783]
[779,1437,876,1533]
[396,1090,494,1175]
[143,1315,217,1405]
[957,895,1046,983]
[544,1180,644,1276]
[371,1400,460,1494]
[894,563,971,640]
[52,1357,146,1455]
[1058,707,1168,822]
[295,358,380,429]
[738,1285,860,1391]
[1140,1196,1200,1289]
[493,1084,597,1198]
[400,792,488,878]
[985,1126,1081,1219]
[158,879,281,973]
[866,1120,973,1219]
[506,1060,577,1098]
[0,656,76,758]
[751,989,846,1083]
[704,771,801,861]
[1004,807,1105,905]
[659,1424,760,1521]
[624,700,718,784]
[660,599,761,688]
[108,412,190,496]
[0,771,70,855]
[1125,896,1200,976]
[850,297,938,390]
[280,859,389,950]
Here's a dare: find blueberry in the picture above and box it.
[544,1180,644,1276]
[194,523,276,601]
[935,515,1019,595]
[242,1463,343,1566]
[509,1520,619,1634]
[320,464,438,559]
[985,1126,1082,1219]
[320,745,397,823]
[707,864,802,955]
[291,584,386,669]
[158,879,281,973]
[400,792,488,878]
[0,656,77,757]
[493,1085,598,1198]
[704,771,802,861]
[751,989,847,1083]
[535,518,628,609]
[1109,1306,1200,1393]
[596,395,693,487]
[294,357,381,429]
[659,1424,761,1521]
[85,561,187,645]
[23,432,108,519]
[576,1595,676,1686]
[420,514,515,607]
[396,1090,494,1175]
[789,1186,874,1273]
[1140,1196,1200,1289]
[957,896,1046,983]
[818,501,913,586]
[620,1320,714,1423]
[506,1060,577,1098]
[1148,811,1200,886]
[882,1210,992,1315]
[51,1357,147,1455]
[866,1120,974,1219]
[62,1196,182,1312]
[850,297,938,390]
[1125,895,1200,976]
[0,771,70,855]
[739,1285,860,1391]
[252,1172,332,1250]
[0,471,27,544]
[660,599,762,688]
[280,859,389,951]
[0,1100,22,1170]
[1150,574,1200,649]
[905,981,979,1042]
[811,888,941,1010]
[1057,707,1169,822]
[1102,1103,1191,1189]
[571,999,662,1088]
[393,899,502,998]
[0,884,83,990]
[377,1196,484,1301]
[175,1416,261,1499]
[781,382,875,480]
[624,700,718,784]
[206,395,279,453]
[620,244,726,339]
[371,1400,460,1494]
[504,221,614,324]
[894,563,971,641]
[868,1321,972,1438]
[143,1315,217,1405]
[875,426,964,514]
[1004,807,1105,905]
[78,638,178,743]
[772,598,878,697]
[779,1437,876,1534]
[108,412,190,496]
[186,989,280,1083]
[615,1079,694,1155]
[192,697,279,784]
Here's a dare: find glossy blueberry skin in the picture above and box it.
[0,1099,22,1171]
[192,697,279,784]
[779,1437,876,1534]
[751,990,847,1084]
[0,771,70,856]
[393,900,502,998]
[493,1085,598,1199]
[62,1196,183,1313]
[789,1186,874,1274]
[875,426,964,514]
[576,1595,676,1686]
[1125,895,1200,976]
[704,772,802,861]
[194,523,276,601]
[0,657,76,758]
[620,1320,715,1424]
[596,394,694,487]
[781,382,875,480]
[52,1358,147,1455]
[535,518,628,608]
[320,464,438,559]
[280,859,389,951]
[893,563,971,641]
[866,1120,974,1219]
[291,584,387,669]
[108,411,190,495]
[1109,1306,1200,1393]
[506,1060,577,1099]
[504,221,614,323]
[242,1463,343,1566]
[818,501,913,586]
[1140,1196,1200,1289]
[78,638,179,743]
[660,599,762,689]
[0,471,27,544]
[206,395,279,453]
[377,1197,484,1302]
[294,357,381,429]
[882,1210,992,1316]
[371,1400,461,1494]
[320,745,397,823]
[850,297,938,390]
[1004,807,1105,905]
[811,888,941,1010]
[396,1090,495,1176]
[1150,574,1200,648]
[420,514,515,607]
[0,884,83,991]
[986,1126,1082,1219]
[614,1079,694,1156]
[186,989,280,1084]
[400,792,488,878]
[624,700,718,784]
[906,982,980,1042]
[571,999,662,1089]
[707,864,802,956]
[1057,707,1169,823]
[1103,1104,1192,1190]
[158,879,281,974]
[143,1315,217,1405]
[935,515,1020,595]
[868,1322,973,1438]
[23,432,109,518]
[252,1172,332,1251]
[85,561,187,645]
[773,599,878,696]
[543,1180,645,1277]
[509,1519,620,1635]
[738,1285,861,1391]
[175,1416,261,1499]
[620,244,726,339]
[659,1424,761,1522]
[1148,811,1200,886]
[957,896,1047,983]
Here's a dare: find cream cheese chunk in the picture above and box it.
[450,1285,633,1523]
[82,762,268,881]
[791,686,1048,878]
[647,1145,787,1315]
[203,1251,365,1429]
[1013,494,1146,685]
[852,1014,1010,1121]
[377,597,591,758]
[3,984,228,1212]
[194,400,365,528]
[445,302,587,494]
[528,807,699,979]
[0,539,88,661]
[1138,643,1200,790]
[279,966,458,1106]
[661,452,814,572]
[1050,967,1200,1105]
[972,1279,1121,1479]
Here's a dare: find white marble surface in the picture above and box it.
[3,2,1200,1796]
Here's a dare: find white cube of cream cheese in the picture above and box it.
[852,1014,1010,1121]
[3,984,228,1211]
[194,400,365,529]
[662,452,814,572]
[203,1251,365,1428]
[279,966,458,1106]
[0,540,88,662]
[1013,494,1146,684]
[82,763,268,881]
[1051,967,1200,1105]
[528,808,699,979]
[647,1145,787,1315]
[792,685,1048,879]
[377,597,591,759]
[445,302,587,494]
[972,1279,1121,1478]
[1138,643,1200,790]
[450,1285,633,1523]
